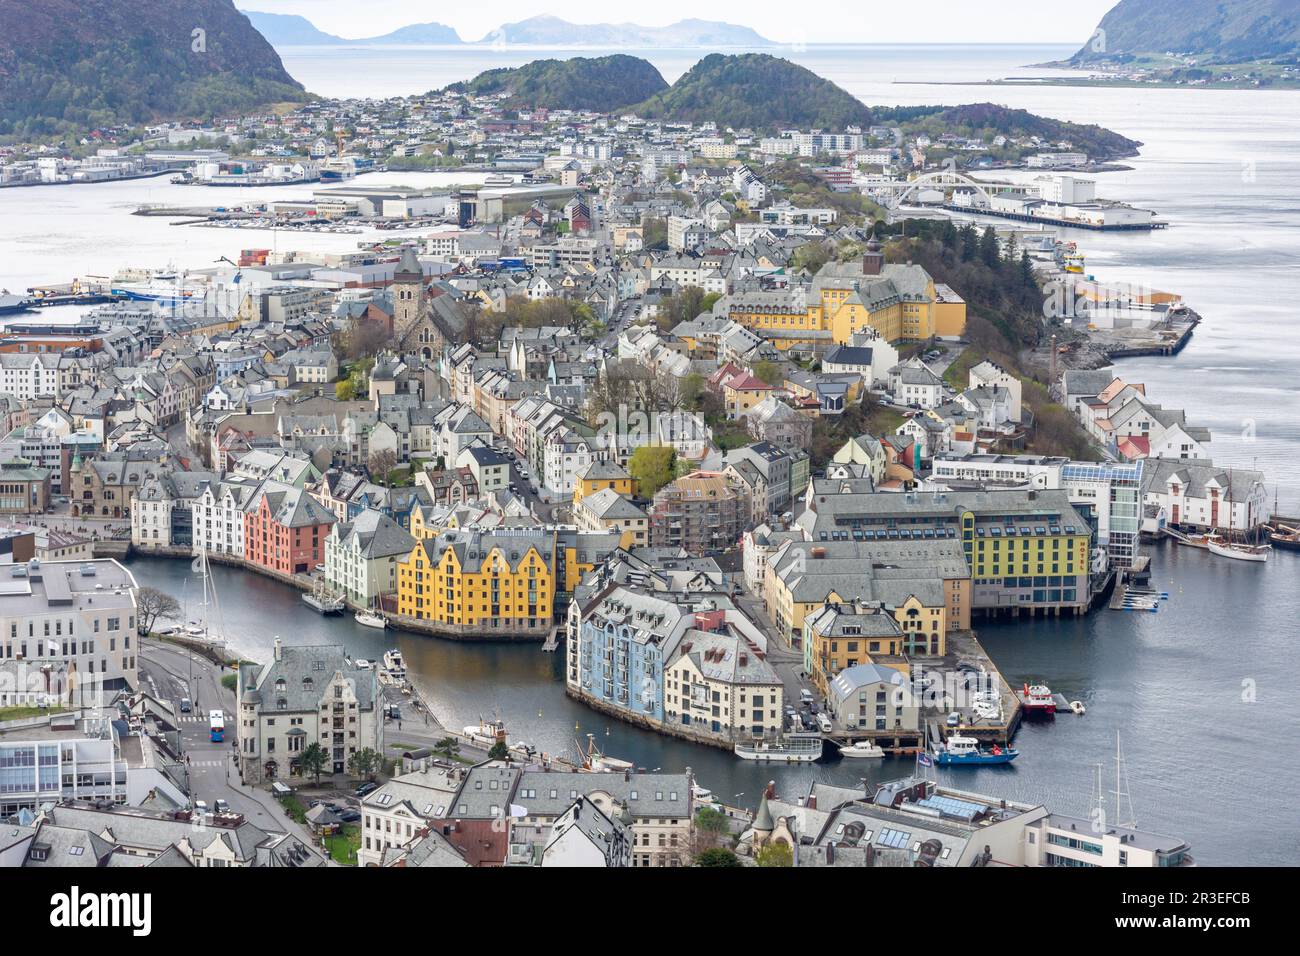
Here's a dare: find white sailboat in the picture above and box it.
[355,599,387,629]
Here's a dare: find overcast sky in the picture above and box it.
[238,1,1116,45]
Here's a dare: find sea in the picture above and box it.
[3,43,1298,863]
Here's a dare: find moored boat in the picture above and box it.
[932,735,1018,766]
[1207,538,1271,562]
[355,608,387,629]
[464,717,507,748]
[839,740,886,759]
[734,733,823,763]
[1019,683,1057,715]
[303,579,345,614]
[381,649,406,680]
[578,734,634,772]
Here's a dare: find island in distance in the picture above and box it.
[240,11,777,48]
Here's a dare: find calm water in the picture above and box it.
[9,41,1300,862]
[126,538,1300,865]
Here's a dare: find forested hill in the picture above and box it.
[632,54,874,130]
[0,0,307,138]
[1068,0,1300,63]
[447,56,669,113]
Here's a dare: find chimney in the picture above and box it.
[273,637,283,662]
[807,794,817,810]
[764,780,777,800]
[826,842,835,864]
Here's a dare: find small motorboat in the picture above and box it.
[381,649,406,680]
[1069,700,1087,715]
[839,740,886,759]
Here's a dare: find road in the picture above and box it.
[138,637,313,842]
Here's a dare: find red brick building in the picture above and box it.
[243,480,337,575]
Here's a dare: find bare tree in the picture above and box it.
[369,448,399,486]
[136,587,181,635]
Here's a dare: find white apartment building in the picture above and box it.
[356,762,462,867]
[192,480,255,558]
[323,510,415,605]
[0,559,140,692]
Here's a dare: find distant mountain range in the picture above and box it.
[239,10,775,47]
[478,16,775,47]
[1066,0,1300,63]
[240,11,461,45]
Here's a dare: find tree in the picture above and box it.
[298,742,328,785]
[751,360,783,387]
[434,736,460,759]
[340,318,391,362]
[347,747,381,781]
[628,445,677,498]
[487,740,510,761]
[335,379,356,401]
[136,587,180,635]
[368,448,398,486]
[694,847,742,867]
[692,806,732,855]
[755,842,793,867]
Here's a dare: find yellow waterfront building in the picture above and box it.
[723,239,966,347]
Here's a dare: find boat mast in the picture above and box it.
[1109,731,1136,828]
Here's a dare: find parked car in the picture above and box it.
[355,782,378,797]
[214,799,230,813]
[946,712,961,727]
[193,800,208,814]
[338,808,361,823]
[799,689,814,706]
[815,712,833,733]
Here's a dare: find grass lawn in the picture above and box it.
[325,824,361,865]
[280,793,308,825]
[0,705,69,722]
[942,345,981,388]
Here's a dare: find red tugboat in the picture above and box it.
[1020,683,1057,716]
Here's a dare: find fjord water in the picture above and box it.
[5,40,1294,862]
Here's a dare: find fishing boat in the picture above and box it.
[838,740,886,759]
[931,735,1019,766]
[1174,530,1220,550]
[692,784,720,806]
[381,649,406,681]
[1267,524,1300,552]
[1019,683,1057,716]
[734,733,823,763]
[464,716,508,748]
[355,608,387,629]
[578,734,634,773]
[302,579,345,614]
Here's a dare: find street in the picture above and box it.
[138,637,311,841]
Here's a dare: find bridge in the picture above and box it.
[871,170,1002,211]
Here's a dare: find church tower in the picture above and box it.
[392,246,424,340]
